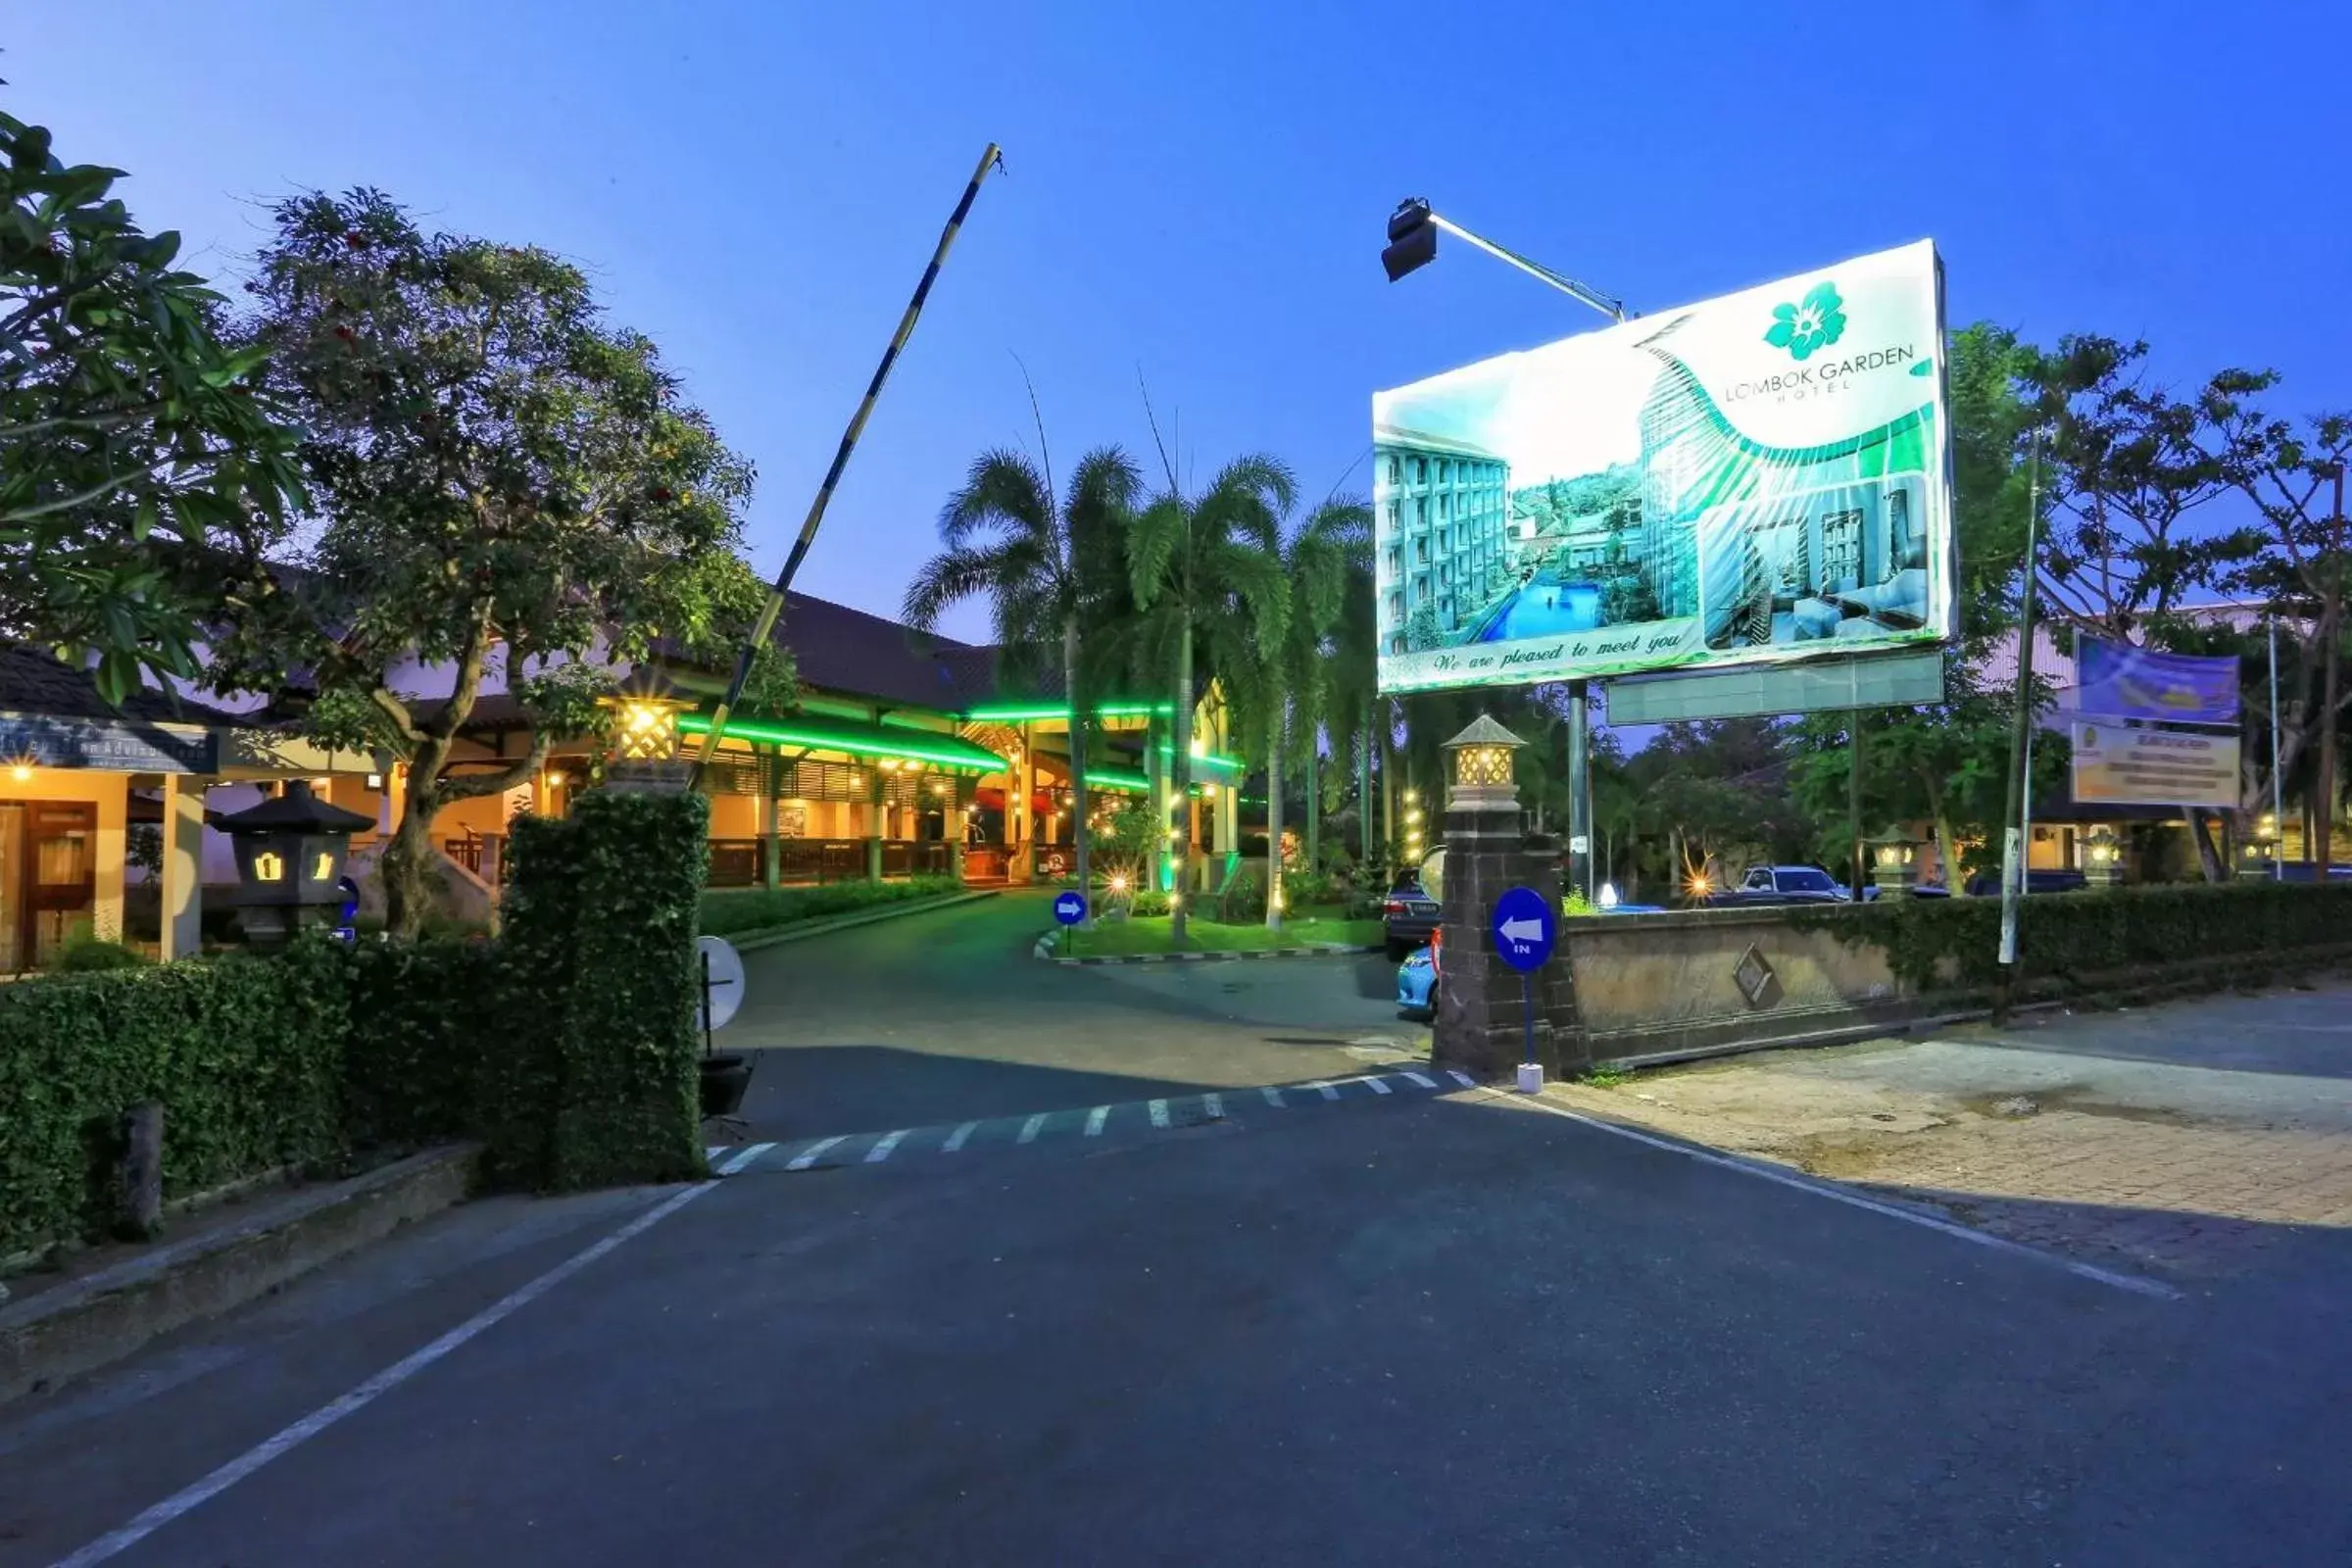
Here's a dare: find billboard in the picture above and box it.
[2075,638,2240,727]
[2070,721,2240,809]
[1373,240,1954,695]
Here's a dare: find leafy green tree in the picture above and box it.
[2210,380,2352,869]
[1230,496,1367,928]
[906,444,1141,915]
[0,110,305,702]
[1126,453,1293,944]
[210,189,786,938]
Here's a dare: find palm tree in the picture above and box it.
[1256,499,1371,928]
[1126,456,1294,945]
[906,445,1140,918]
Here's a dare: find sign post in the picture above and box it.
[1053,890,1088,928]
[1490,886,1557,1094]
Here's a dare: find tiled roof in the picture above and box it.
[767,592,1004,712]
[0,645,241,726]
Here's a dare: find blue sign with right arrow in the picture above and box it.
[1490,886,1556,973]
[1054,890,1088,926]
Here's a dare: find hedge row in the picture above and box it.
[501,790,708,1192]
[698,874,958,937]
[0,944,353,1258]
[1816,880,2352,994]
[3,791,716,1258]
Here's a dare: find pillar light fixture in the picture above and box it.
[1441,714,1527,792]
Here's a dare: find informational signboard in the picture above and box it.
[0,713,218,773]
[1373,240,1954,696]
[695,935,746,1032]
[2070,721,2240,808]
[2075,639,2240,727]
[1490,886,1557,973]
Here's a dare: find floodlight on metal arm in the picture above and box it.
[1380,197,1629,323]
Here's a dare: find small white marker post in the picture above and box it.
[1515,970,1544,1096]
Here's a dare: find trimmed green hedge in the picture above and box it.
[698,874,959,937]
[1810,880,2352,994]
[342,938,506,1154]
[504,791,708,1191]
[0,941,353,1258]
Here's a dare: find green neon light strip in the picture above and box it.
[963,702,1173,722]
[677,713,1005,772]
[1155,742,1246,772]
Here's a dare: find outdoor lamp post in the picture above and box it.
[2083,827,2125,890]
[216,781,375,950]
[1868,831,1921,899]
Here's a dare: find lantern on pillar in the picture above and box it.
[1442,715,1526,801]
[1867,829,1921,898]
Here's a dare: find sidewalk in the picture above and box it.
[1548,980,2352,1280]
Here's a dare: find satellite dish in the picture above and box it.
[696,935,746,1033]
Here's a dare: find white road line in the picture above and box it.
[785,1136,847,1172]
[51,1164,743,1568]
[1447,1069,1477,1088]
[1398,1071,1438,1089]
[1017,1113,1048,1145]
[942,1121,980,1153]
[705,1146,724,1160]
[1309,1081,1341,1102]
[865,1129,910,1164]
[1498,1093,2182,1302]
[1260,1086,1286,1107]
[1363,1076,1395,1096]
[1202,1092,1224,1119]
[1084,1104,1110,1137]
[716,1143,775,1176]
[1149,1099,1171,1129]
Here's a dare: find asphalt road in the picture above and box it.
[718,889,1416,1138]
[5,900,2347,1565]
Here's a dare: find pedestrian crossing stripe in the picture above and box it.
[710,1068,1482,1175]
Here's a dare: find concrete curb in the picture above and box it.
[0,1144,478,1406]
[1035,931,1383,966]
[723,889,1001,954]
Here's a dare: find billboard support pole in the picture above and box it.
[1849,708,1865,902]
[1567,680,1591,902]
[1997,428,2044,992]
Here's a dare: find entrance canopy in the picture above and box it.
[677,711,1006,773]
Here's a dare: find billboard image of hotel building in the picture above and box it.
[1370,239,1955,696]
[1373,426,1511,655]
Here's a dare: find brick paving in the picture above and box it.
[1547,981,2352,1279]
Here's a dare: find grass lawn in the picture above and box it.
[1062,913,1383,957]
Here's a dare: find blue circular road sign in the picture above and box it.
[1491,886,1556,973]
[1054,890,1089,926]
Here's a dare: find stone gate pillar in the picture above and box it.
[1430,715,1582,1081]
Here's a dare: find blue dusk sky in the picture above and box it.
[13,0,2349,643]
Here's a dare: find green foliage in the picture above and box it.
[1129,888,1172,917]
[0,111,306,704]
[500,790,709,1191]
[1808,882,2352,997]
[0,941,351,1257]
[210,188,782,938]
[341,938,502,1152]
[698,875,958,937]
[49,931,150,971]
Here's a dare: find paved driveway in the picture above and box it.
[11,1080,2350,1566]
[717,890,1417,1138]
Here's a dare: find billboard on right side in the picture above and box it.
[1374,239,1956,695]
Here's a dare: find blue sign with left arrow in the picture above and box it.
[1490,886,1556,973]
[1054,890,1088,926]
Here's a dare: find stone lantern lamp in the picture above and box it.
[216,781,375,950]
[2084,826,2126,889]
[1868,829,1922,899]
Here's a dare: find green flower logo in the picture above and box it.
[1764,281,1846,362]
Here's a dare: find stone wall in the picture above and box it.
[1560,906,1925,1066]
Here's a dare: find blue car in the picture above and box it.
[1396,941,1438,1019]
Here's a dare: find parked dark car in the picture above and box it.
[1382,858,1443,960]
[1694,863,1852,908]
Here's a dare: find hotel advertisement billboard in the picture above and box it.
[1373,240,1956,695]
